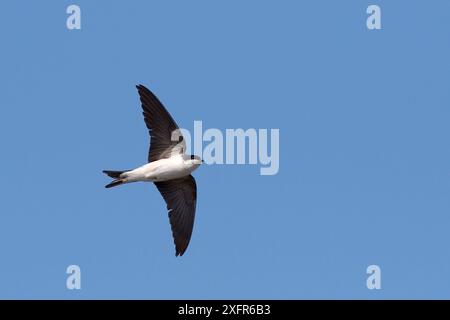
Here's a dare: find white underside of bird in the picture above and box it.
[120,154,201,184]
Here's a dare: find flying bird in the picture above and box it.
[103,85,203,256]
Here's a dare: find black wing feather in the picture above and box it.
[154,175,197,256]
[136,84,184,162]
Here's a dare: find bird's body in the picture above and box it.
[117,155,201,183]
[103,84,202,256]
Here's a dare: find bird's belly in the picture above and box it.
[151,163,192,181]
[131,159,191,182]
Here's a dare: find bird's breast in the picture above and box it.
[141,157,191,182]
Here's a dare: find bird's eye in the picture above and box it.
[190,155,195,160]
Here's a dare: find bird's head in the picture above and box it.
[186,154,203,166]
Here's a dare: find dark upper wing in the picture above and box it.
[154,175,197,256]
[136,84,185,162]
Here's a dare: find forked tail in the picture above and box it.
[102,170,129,188]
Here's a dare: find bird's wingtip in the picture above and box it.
[175,249,184,257]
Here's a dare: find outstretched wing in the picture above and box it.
[154,175,197,256]
[136,84,186,162]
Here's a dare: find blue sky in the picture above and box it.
[0,0,449,299]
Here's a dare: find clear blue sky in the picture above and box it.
[0,0,449,299]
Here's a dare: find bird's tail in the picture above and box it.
[102,170,129,188]
[103,170,127,179]
[104,179,125,188]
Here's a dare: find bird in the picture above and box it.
[103,84,203,256]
